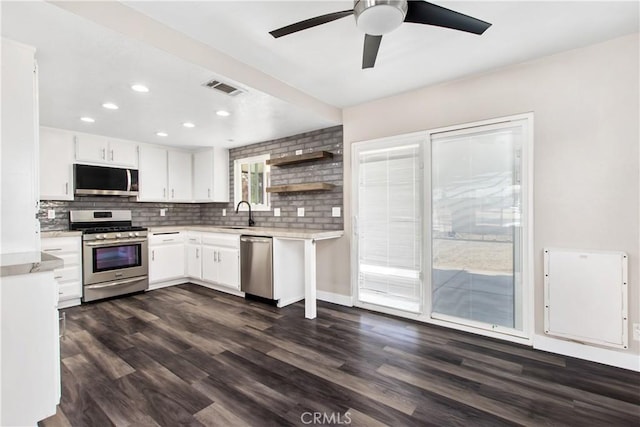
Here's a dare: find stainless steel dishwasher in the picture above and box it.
[240,236,273,299]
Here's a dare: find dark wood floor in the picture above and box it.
[40,284,640,427]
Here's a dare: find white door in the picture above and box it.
[40,127,74,200]
[150,244,185,283]
[168,150,193,201]
[217,247,240,289]
[201,246,218,283]
[107,138,137,167]
[185,244,202,279]
[193,149,213,201]
[138,146,167,201]
[75,133,108,164]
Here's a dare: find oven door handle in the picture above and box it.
[85,276,148,289]
[85,238,148,246]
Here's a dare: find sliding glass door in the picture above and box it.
[429,120,528,334]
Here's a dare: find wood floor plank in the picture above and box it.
[40,284,640,427]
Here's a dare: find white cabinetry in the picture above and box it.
[185,233,202,279]
[168,150,193,201]
[75,133,137,168]
[42,236,82,308]
[149,232,185,287]
[1,271,60,426]
[193,148,229,202]
[201,233,240,289]
[138,145,168,201]
[40,127,75,200]
[1,39,40,254]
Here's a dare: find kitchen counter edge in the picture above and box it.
[41,231,83,238]
[1,251,64,277]
[148,226,344,240]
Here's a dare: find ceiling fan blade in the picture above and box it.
[269,9,354,38]
[405,1,491,35]
[362,34,383,69]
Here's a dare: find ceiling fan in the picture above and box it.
[269,0,491,69]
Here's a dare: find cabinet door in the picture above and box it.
[138,146,167,201]
[201,246,218,283]
[193,150,213,201]
[168,150,193,201]
[217,247,240,289]
[108,138,138,168]
[40,127,74,200]
[185,244,202,279]
[75,133,108,164]
[150,244,185,283]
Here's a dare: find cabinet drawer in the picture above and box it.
[42,238,78,253]
[185,233,202,244]
[58,281,82,301]
[54,252,80,267]
[53,265,80,283]
[202,233,240,249]
[149,232,184,245]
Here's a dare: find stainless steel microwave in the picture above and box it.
[74,164,139,196]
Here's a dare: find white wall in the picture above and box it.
[334,33,639,357]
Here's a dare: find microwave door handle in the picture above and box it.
[126,169,131,192]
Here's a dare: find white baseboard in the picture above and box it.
[189,279,245,298]
[317,290,353,307]
[147,278,186,290]
[58,298,81,309]
[534,334,640,372]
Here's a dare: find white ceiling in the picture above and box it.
[2,1,638,149]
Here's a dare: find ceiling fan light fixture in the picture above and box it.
[354,0,408,35]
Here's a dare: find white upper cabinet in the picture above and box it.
[138,145,168,201]
[1,39,40,254]
[193,147,229,202]
[40,127,74,200]
[74,132,137,168]
[168,150,193,202]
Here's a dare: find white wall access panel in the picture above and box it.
[544,248,628,349]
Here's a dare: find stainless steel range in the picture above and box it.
[70,210,148,302]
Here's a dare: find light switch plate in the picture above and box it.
[273,208,281,217]
[47,209,55,219]
[332,207,341,217]
[222,208,226,217]
[297,207,305,217]
[160,208,166,217]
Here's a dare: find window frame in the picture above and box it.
[233,154,271,211]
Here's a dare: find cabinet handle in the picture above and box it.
[196,248,199,258]
[44,248,62,252]
[65,182,69,195]
[59,312,66,340]
[214,251,218,262]
[163,188,166,198]
[219,252,222,262]
[172,189,175,198]
[152,250,155,261]
[54,275,63,279]
[101,148,106,160]
[110,149,114,161]
[208,188,211,198]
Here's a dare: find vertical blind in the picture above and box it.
[356,142,422,312]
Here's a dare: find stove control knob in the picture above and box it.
[116,233,122,238]
[128,232,135,237]
[134,232,140,237]
[96,235,105,240]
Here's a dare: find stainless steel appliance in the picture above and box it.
[240,236,273,299]
[70,210,148,302]
[74,164,139,196]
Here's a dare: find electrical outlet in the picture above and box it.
[222,208,226,217]
[297,207,305,217]
[273,208,281,217]
[295,149,303,155]
[332,207,341,217]
[633,323,640,341]
[160,208,166,217]
[47,209,55,219]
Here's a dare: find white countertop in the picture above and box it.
[1,251,64,277]
[41,230,83,238]
[148,225,344,240]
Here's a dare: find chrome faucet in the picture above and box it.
[235,200,255,227]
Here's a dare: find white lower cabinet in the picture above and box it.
[149,232,185,286]
[185,232,240,290]
[42,236,82,308]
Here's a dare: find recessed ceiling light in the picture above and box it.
[102,102,119,110]
[80,117,95,123]
[131,84,149,93]
[216,110,230,117]
[156,132,168,137]
[182,122,195,128]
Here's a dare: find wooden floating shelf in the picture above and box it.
[266,151,333,166]
[266,182,335,193]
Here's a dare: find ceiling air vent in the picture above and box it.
[202,79,243,96]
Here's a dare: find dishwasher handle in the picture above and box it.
[240,236,272,244]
